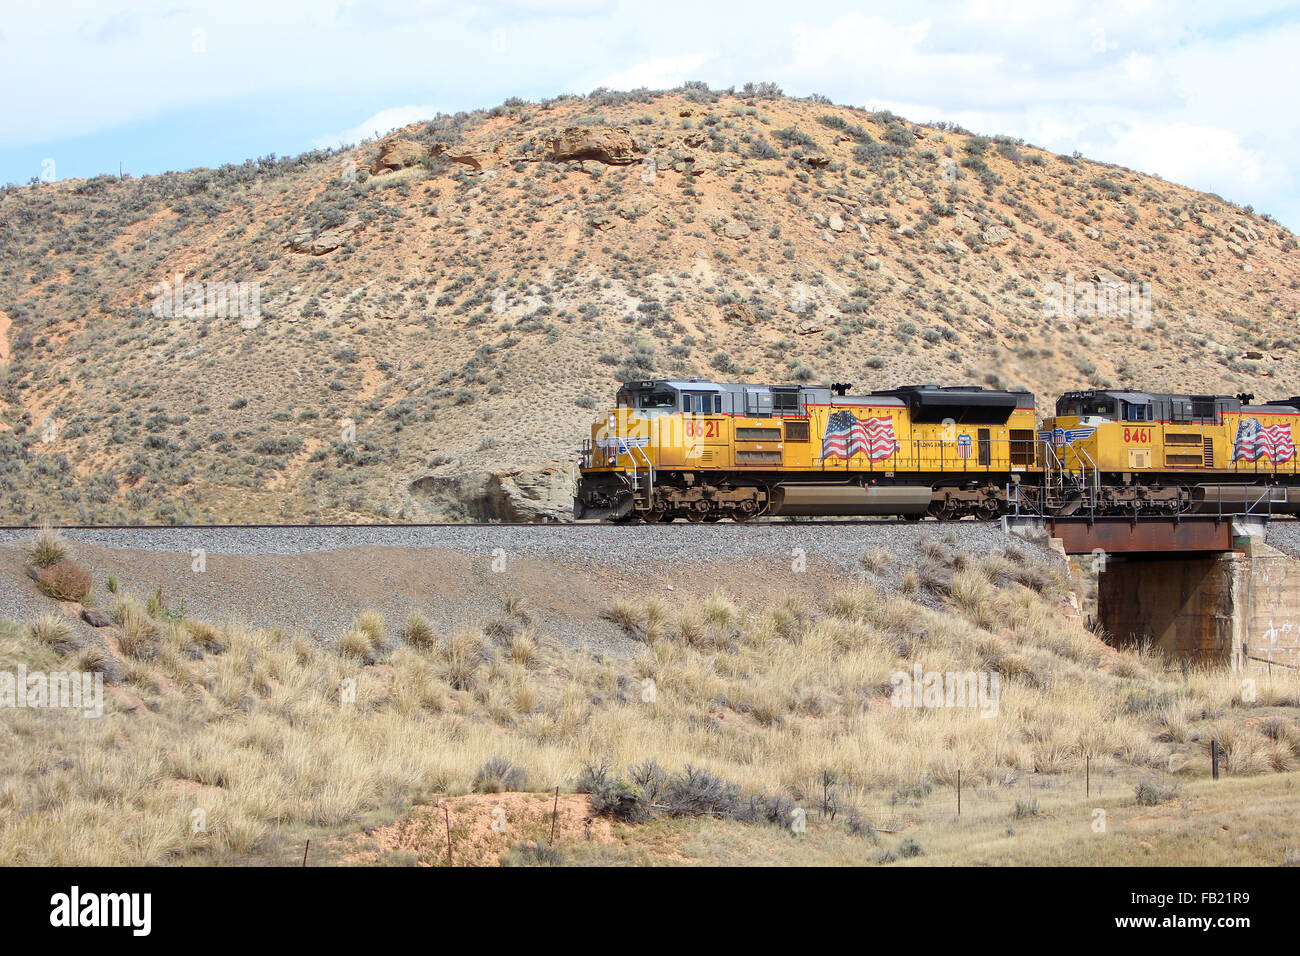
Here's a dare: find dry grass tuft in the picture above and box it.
[444,628,491,690]
[861,548,892,574]
[29,614,72,648]
[401,612,436,650]
[24,526,67,570]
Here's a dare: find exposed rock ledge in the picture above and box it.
[408,467,572,522]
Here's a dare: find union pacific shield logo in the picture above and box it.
[956,434,972,459]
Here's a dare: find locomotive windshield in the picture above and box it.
[616,383,679,410]
[1080,398,1117,417]
[637,389,677,410]
[1058,396,1117,417]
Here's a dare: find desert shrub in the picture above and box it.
[844,809,879,842]
[579,762,649,823]
[473,756,526,793]
[501,840,562,866]
[1013,798,1040,818]
[898,837,925,858]
[1134,780,1182,806]
[661,765,743,818]
[629,759,667,804]
[774,126,815,148]
[36,559,93,602]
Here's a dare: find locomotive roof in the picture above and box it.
[870,384,1034,408]
[1063,388,1230,404]
[1058,389,1296,415]
[623,379,1030,402]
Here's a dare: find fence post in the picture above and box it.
[1211,739,1220,780]
[445,806,453,865]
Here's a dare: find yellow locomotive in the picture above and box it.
[575,380,1040,521]
[1040,389,1300,515]
[574,381,1300,521]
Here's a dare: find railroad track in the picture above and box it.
[0,519,974,531]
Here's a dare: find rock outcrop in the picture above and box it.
[408,467,572,522]
[371,137,427,174]
[549,126,639,165]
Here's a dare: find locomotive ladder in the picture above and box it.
[627,444,655,512]
[1037,440,1099,518]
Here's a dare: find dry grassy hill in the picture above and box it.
[5,526,1299,865]
[1,84,1298,524]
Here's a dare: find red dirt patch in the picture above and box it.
[341,792,614,866]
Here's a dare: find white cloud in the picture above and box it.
[1107,121,1270,190]
[314,105,441,150]
[4,0,1299,226]
[594,53,713,91]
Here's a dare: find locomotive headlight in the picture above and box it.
[608,413,617,432]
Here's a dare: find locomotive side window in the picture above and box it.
[1122,402,1151,422]
[772,389,801,415]
[681,392,720,414]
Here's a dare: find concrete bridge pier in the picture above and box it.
[1006,516,1300,671]
[1097,535,1300,671]
[1097,552,1245,668]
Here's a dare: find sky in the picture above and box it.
[3,0,1299,229]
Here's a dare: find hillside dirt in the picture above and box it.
[1,86,1297,524]
[336,792,616,867]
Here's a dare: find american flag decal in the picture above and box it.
[821,410,898,461]
[1232,418,1296,463]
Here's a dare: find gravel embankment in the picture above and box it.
[0,522,1037,657]
[1265,522,1300,559]
[0,521,1014,573]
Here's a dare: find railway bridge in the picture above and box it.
[1005,515,1300,672]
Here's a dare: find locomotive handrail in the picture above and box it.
[629,442,654,511]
